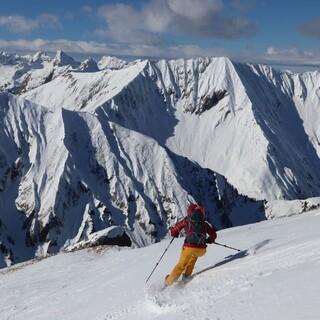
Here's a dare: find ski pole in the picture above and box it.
[146,237,175,283]
[213,241,242,252]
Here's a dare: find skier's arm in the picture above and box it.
[205,222,217,242]
[170,218,187,237]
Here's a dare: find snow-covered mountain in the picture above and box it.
[1,51,320,267]
[0,91,263,267]
[1,210,320,320]
[97,55,128,70]
[0,51,129,94]
[78,58,99,72]
[22,56,320,200]
[52,50,80,69]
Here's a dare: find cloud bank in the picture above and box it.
[0,1,318,70]
[1,38,319,70]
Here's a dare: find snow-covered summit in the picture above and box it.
[52,50,80,68]
[0,51,20,65]
[98,55,128,70]
[78,57,99,72]
[0,50,82,93]
[0,51,51,66]
[28,51,51,64]
[22,56,320,200]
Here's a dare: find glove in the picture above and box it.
[206,237,215,244]
[170,227,179,238]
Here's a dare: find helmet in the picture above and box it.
[187,203,205,217]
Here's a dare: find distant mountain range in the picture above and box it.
[0,50,320,267]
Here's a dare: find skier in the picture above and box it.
[165,203,217,286]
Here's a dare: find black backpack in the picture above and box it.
[185,209,206,245]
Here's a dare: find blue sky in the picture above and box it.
[0,0,319,67]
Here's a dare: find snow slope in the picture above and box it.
[21,56,320,201]
[0,51,71,94]
[2,51,320,267]
[155,58,320,200]
[98,56,128,70]
[1,209,320,320]
[0,51,133,94]
[0,92,262,267]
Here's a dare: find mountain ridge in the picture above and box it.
[0,91,263,267]
[1,51,320,267]
[20,58,320,200]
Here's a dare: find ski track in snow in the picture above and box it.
[1,212,320,319]
[143,237,320,319]
[2,51,320,319]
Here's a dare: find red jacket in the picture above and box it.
[170,204,217,248]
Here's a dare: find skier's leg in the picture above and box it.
[165,247,192,286]
[183,255,198,276]
[183,248,206,276]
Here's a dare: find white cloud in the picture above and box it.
[1,38,319,70]
[0,14,60,33]
[97,0,257,44]
[0,39,110,55]
[167,0,223,20]
[0,16,38,32]
[261,46,320,65]
[97,4,163,45]
[0,38,231,59]
[38,14,60,28]
[143,0,173,34]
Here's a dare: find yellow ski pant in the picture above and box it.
[165,246,206,286]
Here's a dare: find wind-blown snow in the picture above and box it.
[1,210,320,320]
